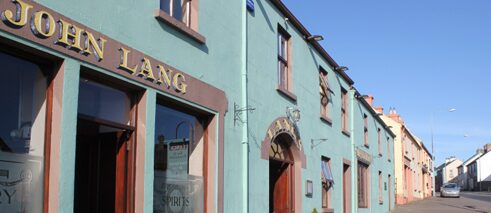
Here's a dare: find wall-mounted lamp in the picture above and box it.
[305,180,313,197]
[335,66,349,72]
[306,35,324,42]
[311,138,328,149]
[286,107,301,123]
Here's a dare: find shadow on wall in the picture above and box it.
[156,21,209,54]
[256,0,274,32]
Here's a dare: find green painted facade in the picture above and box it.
[0,0,395,212]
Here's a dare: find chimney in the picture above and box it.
[477,148,484,154]
[364,95,374,106]
[388,107,404,124]
[484,143,491,152]
[374,106,384,115]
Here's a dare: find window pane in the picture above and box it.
[278,61,287,88]
[160,0,171,13]
[78,78,131,125]
[153,104,204,212]
[173,0,184,22]
[0,51,47,212]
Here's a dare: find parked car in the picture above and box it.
[440,183,460,198]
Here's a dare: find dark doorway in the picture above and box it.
[269,134,294,213]
[74,77,136,213]
[74,118,132,213]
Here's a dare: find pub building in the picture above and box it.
[0,0,398,213]
[0,0,232,212]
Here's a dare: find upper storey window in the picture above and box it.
[156,0,205,43]
[277,26,295,100]
[319,69,331,122]
[341,88,349,134]
[160,0,192,27]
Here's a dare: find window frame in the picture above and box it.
[378,128,382,156]
[387,137,391,162]
[341,88,349,134]
[363,114,368,147]
[153,97,212,212]
[357,161,369,208]
[155,0,205,44]
[319,68,331,123]
[378,171,383,204]
[0,47,57,213]
[276,26,296,100]
[321,156,334,210]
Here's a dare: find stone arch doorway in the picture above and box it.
[261,117,306,213]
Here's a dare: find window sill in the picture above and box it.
[322,208,334,213]
[320,115,332,125]
[154,9,206,44]
[342,130,351,137]
[276,87,297,102]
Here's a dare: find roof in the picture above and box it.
[354,90,396,138]
[467,150,491,166]
[268,0,354,85]
[435,158,458,171]
[461,152,484,167]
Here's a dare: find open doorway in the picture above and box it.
[74,77,136,213]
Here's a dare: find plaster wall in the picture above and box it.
[3,0,245,212]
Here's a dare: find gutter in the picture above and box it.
[241,1,249,213]
[349,87,358,213]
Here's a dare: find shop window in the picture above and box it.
[357,161,369,208]
[321,157,333,210]
[319,68,331,123]
[0,51,48,212]
[277,26,295,100]
[341,88,349,134]
[153,103,206,212]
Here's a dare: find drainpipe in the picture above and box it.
[349,88,357,213]
[241,1,249,213]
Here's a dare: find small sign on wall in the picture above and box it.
[247,0,254,12]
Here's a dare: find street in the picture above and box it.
[392,192,491,213]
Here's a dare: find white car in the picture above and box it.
[440,183,460,198]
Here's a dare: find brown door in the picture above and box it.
[74,118,132,213]
[343,164,351,213]
[270,160,292,213]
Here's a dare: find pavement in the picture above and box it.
[392,192,491,213]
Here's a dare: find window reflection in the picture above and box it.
[0,52,47,212]
[153,103,205,213]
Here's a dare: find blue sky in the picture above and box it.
[281,0,491,166]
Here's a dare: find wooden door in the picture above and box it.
[343,164,351,213]
[74,119,131,213]
[273,164,291,213]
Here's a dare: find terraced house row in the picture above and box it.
[0,0,399,212]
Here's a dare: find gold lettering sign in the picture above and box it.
[0,0,190,95]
